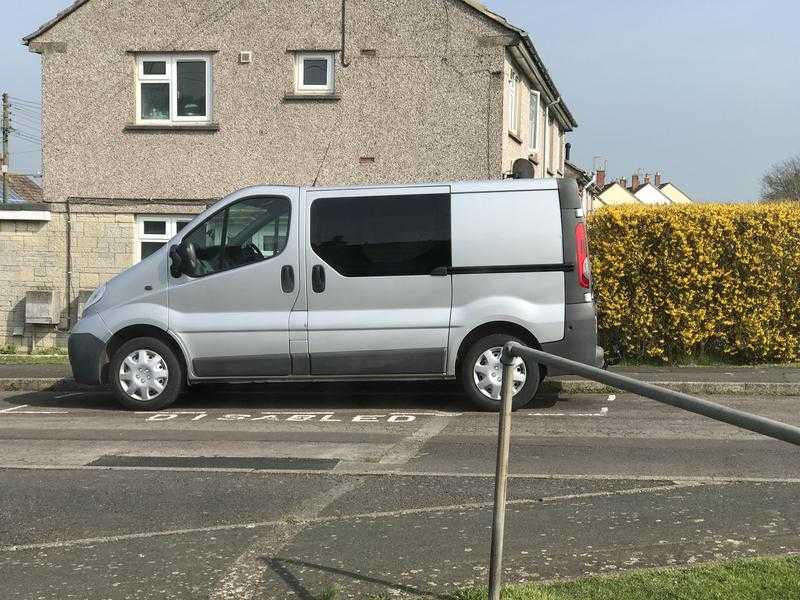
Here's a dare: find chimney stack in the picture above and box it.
[596,169,606,189]
[644,173,651,185]
[655,172,662,187]
[631,173,639,190]
[619,177,626,187]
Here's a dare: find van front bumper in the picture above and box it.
[541,302,604,375]
[68,333,108,385]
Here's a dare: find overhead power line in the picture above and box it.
[9,96,41,108]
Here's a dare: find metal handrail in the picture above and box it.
[487,342,800,600]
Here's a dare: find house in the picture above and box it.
[3,174,43,204]
[564,159,597,214]
[632,178,672,205]
[1,0,578,349]
[594,170,695,208]
[594,170,640,207]
[659,182,693,204]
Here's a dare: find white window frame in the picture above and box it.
[135,215,194,261]
[294,53,335,94]
[135,54,213,125]
[508,69,520,134]
[528,88,540,151]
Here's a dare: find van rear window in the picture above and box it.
[311,194,451,277]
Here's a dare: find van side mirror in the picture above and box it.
[169,243,199,278]
[169,245,184,278]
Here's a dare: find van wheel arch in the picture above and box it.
[455,322,546,378]
[105,325,188,385]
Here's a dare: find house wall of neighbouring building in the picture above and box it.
[9,0,516,349]
[0,201,208,349]
[34,0,510,203]
[500,54,566,178]
[10,0,575,350]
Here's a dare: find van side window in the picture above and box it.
[181,196,291,277]
[311,194,451,277]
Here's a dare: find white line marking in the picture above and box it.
[134,410,460,417]
[607,394,616,402]
[0,404,68,415]
[526,406,608,417]
[0,481,702,554]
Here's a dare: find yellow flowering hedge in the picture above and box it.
[588,203,800,363]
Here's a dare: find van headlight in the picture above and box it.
[83,284,107,313]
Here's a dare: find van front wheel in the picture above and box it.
[460,334,540,411]
[109,337,184,410]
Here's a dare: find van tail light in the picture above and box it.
[575,222,591,289]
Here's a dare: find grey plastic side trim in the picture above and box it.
[192,355,291,377]
[291,353,311,376]
[311,348,446,376]
[68,333,107,385]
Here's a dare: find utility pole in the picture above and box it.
[1,92,9,203]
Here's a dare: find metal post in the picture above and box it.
[487,357,516,600]
[2,92,9,203]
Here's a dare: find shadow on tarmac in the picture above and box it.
[264,556,451,599]
[4,379,563,413]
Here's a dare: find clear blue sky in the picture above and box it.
[2,0,798,201]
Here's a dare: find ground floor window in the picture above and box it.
[136,215,194,261]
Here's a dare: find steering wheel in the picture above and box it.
[241,242,264,262]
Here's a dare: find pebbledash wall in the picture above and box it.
[2,0,575,349]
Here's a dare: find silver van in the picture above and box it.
[68,178,603,411]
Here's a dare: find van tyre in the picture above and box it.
[110,337,184,411]
[460,334,540,411]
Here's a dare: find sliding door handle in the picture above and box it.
[312,264,326,293]
[281,265,295,293]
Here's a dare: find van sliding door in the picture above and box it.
[304,186,452,376]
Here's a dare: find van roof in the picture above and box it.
[308,178,562,194]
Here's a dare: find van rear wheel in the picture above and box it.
[109,337,183,411]
[460,334,540,411]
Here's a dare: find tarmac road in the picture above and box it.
[1,381,799,599]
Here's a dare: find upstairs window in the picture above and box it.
[136,54,212,124]
[295,53,335,95]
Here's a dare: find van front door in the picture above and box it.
[168,190,299,378]
[304,186,452,376]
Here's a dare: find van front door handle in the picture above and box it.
[312,264,326,293]
[281,265,295,293]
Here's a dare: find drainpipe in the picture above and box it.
[542,96,561,177]
[340,0,351,67]
[65,196,73,331]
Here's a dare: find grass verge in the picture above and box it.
[451,556,800,600]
